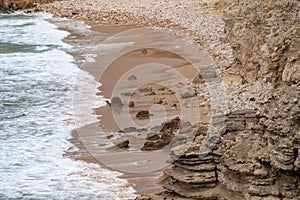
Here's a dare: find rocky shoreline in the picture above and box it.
[2,0,299,199]
[0,0,56,11]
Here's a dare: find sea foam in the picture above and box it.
[0,12,135,200]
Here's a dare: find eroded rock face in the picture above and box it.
[138,0,300,199]
[224,0,299,84]
[217,108,300,200]
[258,84,300,172]
[139,109,299,200]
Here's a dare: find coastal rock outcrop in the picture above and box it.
[142,117,181,151]
[224,0,299,84]
[0,0,56,11]
[138,0,300,199]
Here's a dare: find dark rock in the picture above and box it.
[105,100,111,107]
[160,132,173,142]
[0,0,54,11]
[160,116,180,133]
[106,135,113,139]
[137,128,148,132]
[154,98,163,104]
[128,74,137,81]
[141,139,170,151]
[123,127,137,132]
[116,140,129,149]
[136,110,150,119]
[146,132,160,141]
[128,101,134,108]
[111,96,123,107]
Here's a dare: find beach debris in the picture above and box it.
[136,110,150,119]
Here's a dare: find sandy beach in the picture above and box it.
[62,22,215,194]
[30,0,231,196]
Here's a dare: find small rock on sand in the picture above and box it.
[111,96,123,107]
[128,101,134,107]
[128,74,137,81]
[136,110,150,119]
[116,140,129,149]
[181,90,196,99]
[124,127,137,132]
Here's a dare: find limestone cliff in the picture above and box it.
[139,0,300,199]
[224,0,299,84]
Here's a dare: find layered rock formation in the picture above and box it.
[139,0,300,199]
[139,103,299,200]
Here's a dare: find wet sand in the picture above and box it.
[64,22,212,195]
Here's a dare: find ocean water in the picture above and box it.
[0,12,135,199]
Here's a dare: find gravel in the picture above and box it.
[37,0,233,68]
[36,0,262,112]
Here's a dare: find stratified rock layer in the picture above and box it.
[138,0,300,199]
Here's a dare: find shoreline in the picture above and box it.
[62,20,213,194]
[0,12,137,200]
[34,1,257,112]
[61,22,167,194]
[32,0,232,196]
[33,0,233,69]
